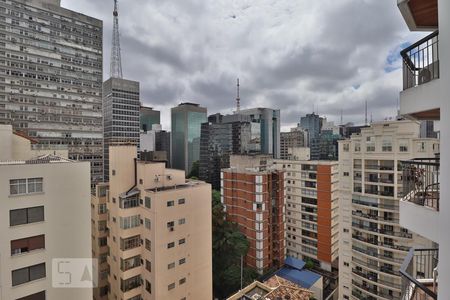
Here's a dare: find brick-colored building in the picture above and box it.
[221,155,285,274]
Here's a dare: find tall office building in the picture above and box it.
[0,0,104,184]
[140,106,160,132]
[0,125,92,300]
[419,120,438,138]
[300,113,322,146]
[222,155,285,274]
[280,128,307,160]
[106,145,213,300]
[338,121,439,300]
[103,78,140,181]
[171,102,207,174]
[396,1,449,298]
[310,131,342,161]
[236,108,281,158]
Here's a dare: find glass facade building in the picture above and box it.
[171,103,206,174]
[140,106,160,132]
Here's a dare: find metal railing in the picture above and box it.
[400,248,438,300]
[402,158,440,211]
[401,31,439,90]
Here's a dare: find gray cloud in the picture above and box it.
[61,0,428,131]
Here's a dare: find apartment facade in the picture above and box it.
[171,103,207,174]
[396,1,449,299]
[221,155,285,274]
[280,128,306,160]
[107,146,212,300]
[337,121,439,300]
[91,183,109,300]
[103,78,140,181]
[0,125,92,300]
[0,0,104,184]
[274,160,339,273]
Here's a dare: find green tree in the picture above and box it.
[211,190,258,299]
[188,160,199,178]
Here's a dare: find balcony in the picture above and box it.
[400,158,439,242]
[400,31,440,120]
[400,248,438,300]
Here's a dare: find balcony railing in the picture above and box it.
[401,31,439,90]
[402,158,440,211]
[400,248,438,300]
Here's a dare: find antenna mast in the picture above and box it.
[110,0,123,78]
[236,78,240,112]
[365,100,368,125]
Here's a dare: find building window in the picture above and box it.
[178,218,186,225]
[343,144,349,152]
[167,200,174,207]
[11,235,45,256]
[12,263,46,286]
[179,238,185,245]
[145,280,151,293]
[98,203,107,214]
[179,258,186,265]
[120,235,141,251]
[343,172,349,177]
[16,291,46,300]
[145,218,151,230]
[179,278,186,285]
[167,242,175,249]
[10,206,44,226]
[168,262,175,269]
[145,239,151,251]
[145,196,151,208]
[10,178,43,195]
[382,138,393,152]
[145,260,151,272]
[354,143,361,152]
[112,170,116,176]
[178,198,185,205]
[168,283,175,290]
[119,215,140,229]
[399,139,409,152]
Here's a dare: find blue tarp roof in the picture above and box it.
[275,268,321,289]
[275,256,321,289]
[284,256,306,270]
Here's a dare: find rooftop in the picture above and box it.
[274,257,322,289]
[145,180,206,193]
[0,154,72,166]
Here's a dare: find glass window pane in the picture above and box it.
[12,267,29,286]
[29,263,46,281]
[10,209,27,226]
[27,207,44,223]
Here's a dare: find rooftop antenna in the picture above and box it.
[110,0,123,78]
[236,78,240,113]
[365,100,368,125]
[340,109,343,125]
[370,112,373,124]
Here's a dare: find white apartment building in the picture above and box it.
[107,145,212,300]
[0,125,92,300]
[396,1,450,299]
[338,121,439,300]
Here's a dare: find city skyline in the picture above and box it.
[61,0,428,131]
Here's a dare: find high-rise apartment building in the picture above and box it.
[0,125,92,300]
[0,0,104,184]
[221,155,285,274]
[171,102,207,174]
[106,145,212,300]
[91,182,109,300]
[103,77,140,181]
[273,160,339,273]
[280,128,307,160]
[236,108,281,158]
[337,121,439,300]
[140,106,160,133]
[396,1,449,298]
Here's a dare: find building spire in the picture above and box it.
[110,0,123,78]
[236,78,240,112]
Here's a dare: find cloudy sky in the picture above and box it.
[61,0,426,131]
